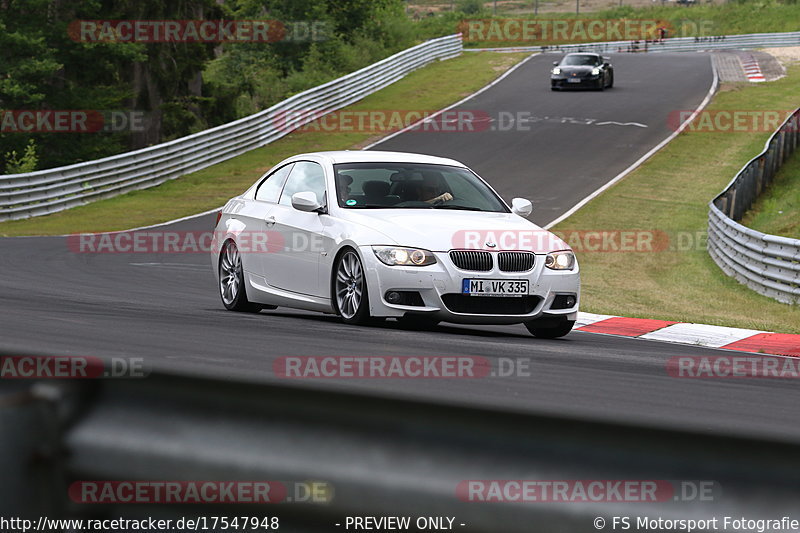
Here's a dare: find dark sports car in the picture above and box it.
[550,53,614,91]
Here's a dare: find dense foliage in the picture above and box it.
[0,0,441,173]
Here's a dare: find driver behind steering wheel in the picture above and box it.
[417,172,453,205]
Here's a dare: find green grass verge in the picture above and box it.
[0,52,528,237]
[553,66,800,334]
[742,147,800,239]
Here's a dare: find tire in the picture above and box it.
[607,73,614,88]
[333,249,373,325]
[397,314,441,330]
[597,78,605,91]
[524,316,575,339]
[219,240,263,313]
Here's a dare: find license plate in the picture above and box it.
[567,78,582,83]
[462,279,529,297]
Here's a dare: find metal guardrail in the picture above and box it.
[465,30,800,54]
[4,367,800,530]
[0,34,463,222]
[708,109,800,305]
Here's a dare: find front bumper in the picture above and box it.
[360,247,580,325]
[551,75,601,89]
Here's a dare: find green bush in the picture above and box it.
[456,0,485,14]
[4,140,38,174]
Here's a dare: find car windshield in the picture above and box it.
[333,162,509,212]
[561,54,600,66]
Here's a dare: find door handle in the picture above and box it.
[265,216,276,227]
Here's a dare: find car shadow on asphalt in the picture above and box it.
[210,308,557,340]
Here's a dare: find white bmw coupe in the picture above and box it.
[212,151,580,338]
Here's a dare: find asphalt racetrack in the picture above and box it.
[4,52,797,442]
[376,53,715,225]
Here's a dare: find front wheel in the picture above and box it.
[524,316,575,339]
[607,72,614,88]
[334,249,372,325]
[219,240,263,313]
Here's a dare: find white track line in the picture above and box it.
[640,322,769,348]
[5,207,223,238]
[544,55,720,229]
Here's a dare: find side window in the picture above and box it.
[255,163,294,203]
[279,161,326,207]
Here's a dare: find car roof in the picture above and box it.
[564,52,601,57]
[291,150,466,167]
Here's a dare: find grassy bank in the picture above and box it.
[742,148,800,239]
[552,66,800,333]
[0,52,527,237]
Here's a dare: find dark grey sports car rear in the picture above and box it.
[551,53,614,90]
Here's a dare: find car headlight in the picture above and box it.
[545,251,575,271]
[552,67,561,75]
[591,67,601,75]
[373,246,436,266]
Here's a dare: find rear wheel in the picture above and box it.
[219,240,263,313]
[334,249,373,325]
[524,316,575,339]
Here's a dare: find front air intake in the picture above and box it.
[449,251,492,272]
[498,252,535,272]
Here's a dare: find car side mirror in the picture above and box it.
[552,61,559,66]
[291,191,324,213]
[511,198,533,218]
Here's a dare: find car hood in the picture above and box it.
[340,209,569,253]
[557,65,596,75]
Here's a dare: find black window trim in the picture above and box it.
[254,162,295,204]
[277,159,328,208]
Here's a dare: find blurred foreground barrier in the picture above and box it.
[3,364,800,530]
[0,34,463,222]
[708,108,800,304]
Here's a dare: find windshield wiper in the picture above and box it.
[431,205,484,211]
